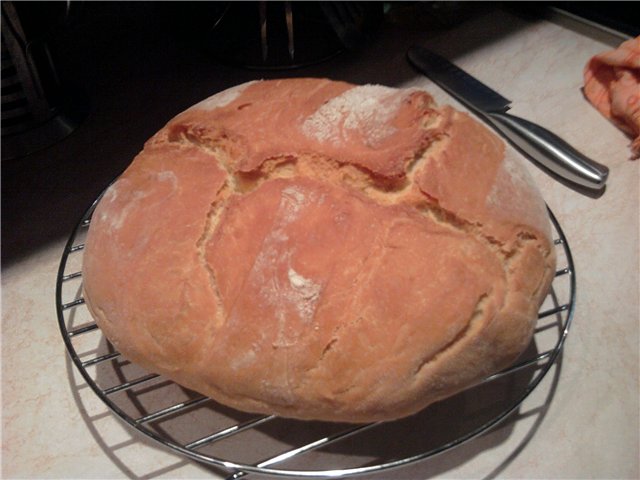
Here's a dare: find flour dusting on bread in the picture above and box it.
[287,267,322,322]
[251,185,323,327]
[190,80,258,111]
[302,85,412,147]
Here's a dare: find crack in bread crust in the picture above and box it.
[298,219,394,382]
[413,293,489,377]
[195,181,232,329]
[165,107,548,365]
[90,80,555,423]
[164,112,551,274]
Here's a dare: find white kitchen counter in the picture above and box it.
[2,6,638,479]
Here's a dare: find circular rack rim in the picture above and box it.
[56,197,576,478]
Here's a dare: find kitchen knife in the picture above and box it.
[407,46,609,190]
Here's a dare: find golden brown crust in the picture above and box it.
[82,78,555,423]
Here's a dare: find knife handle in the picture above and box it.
[485,112,609,189]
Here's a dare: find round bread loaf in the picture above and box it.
[82,78,556,423]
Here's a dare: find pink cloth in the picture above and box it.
[583,36,640,158]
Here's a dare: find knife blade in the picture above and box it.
[407,46,609,190]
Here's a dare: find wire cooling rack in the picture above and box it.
[56,196,575,478]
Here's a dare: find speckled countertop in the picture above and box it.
[2,4,638,479]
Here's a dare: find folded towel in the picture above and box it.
[583,36,640,159]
